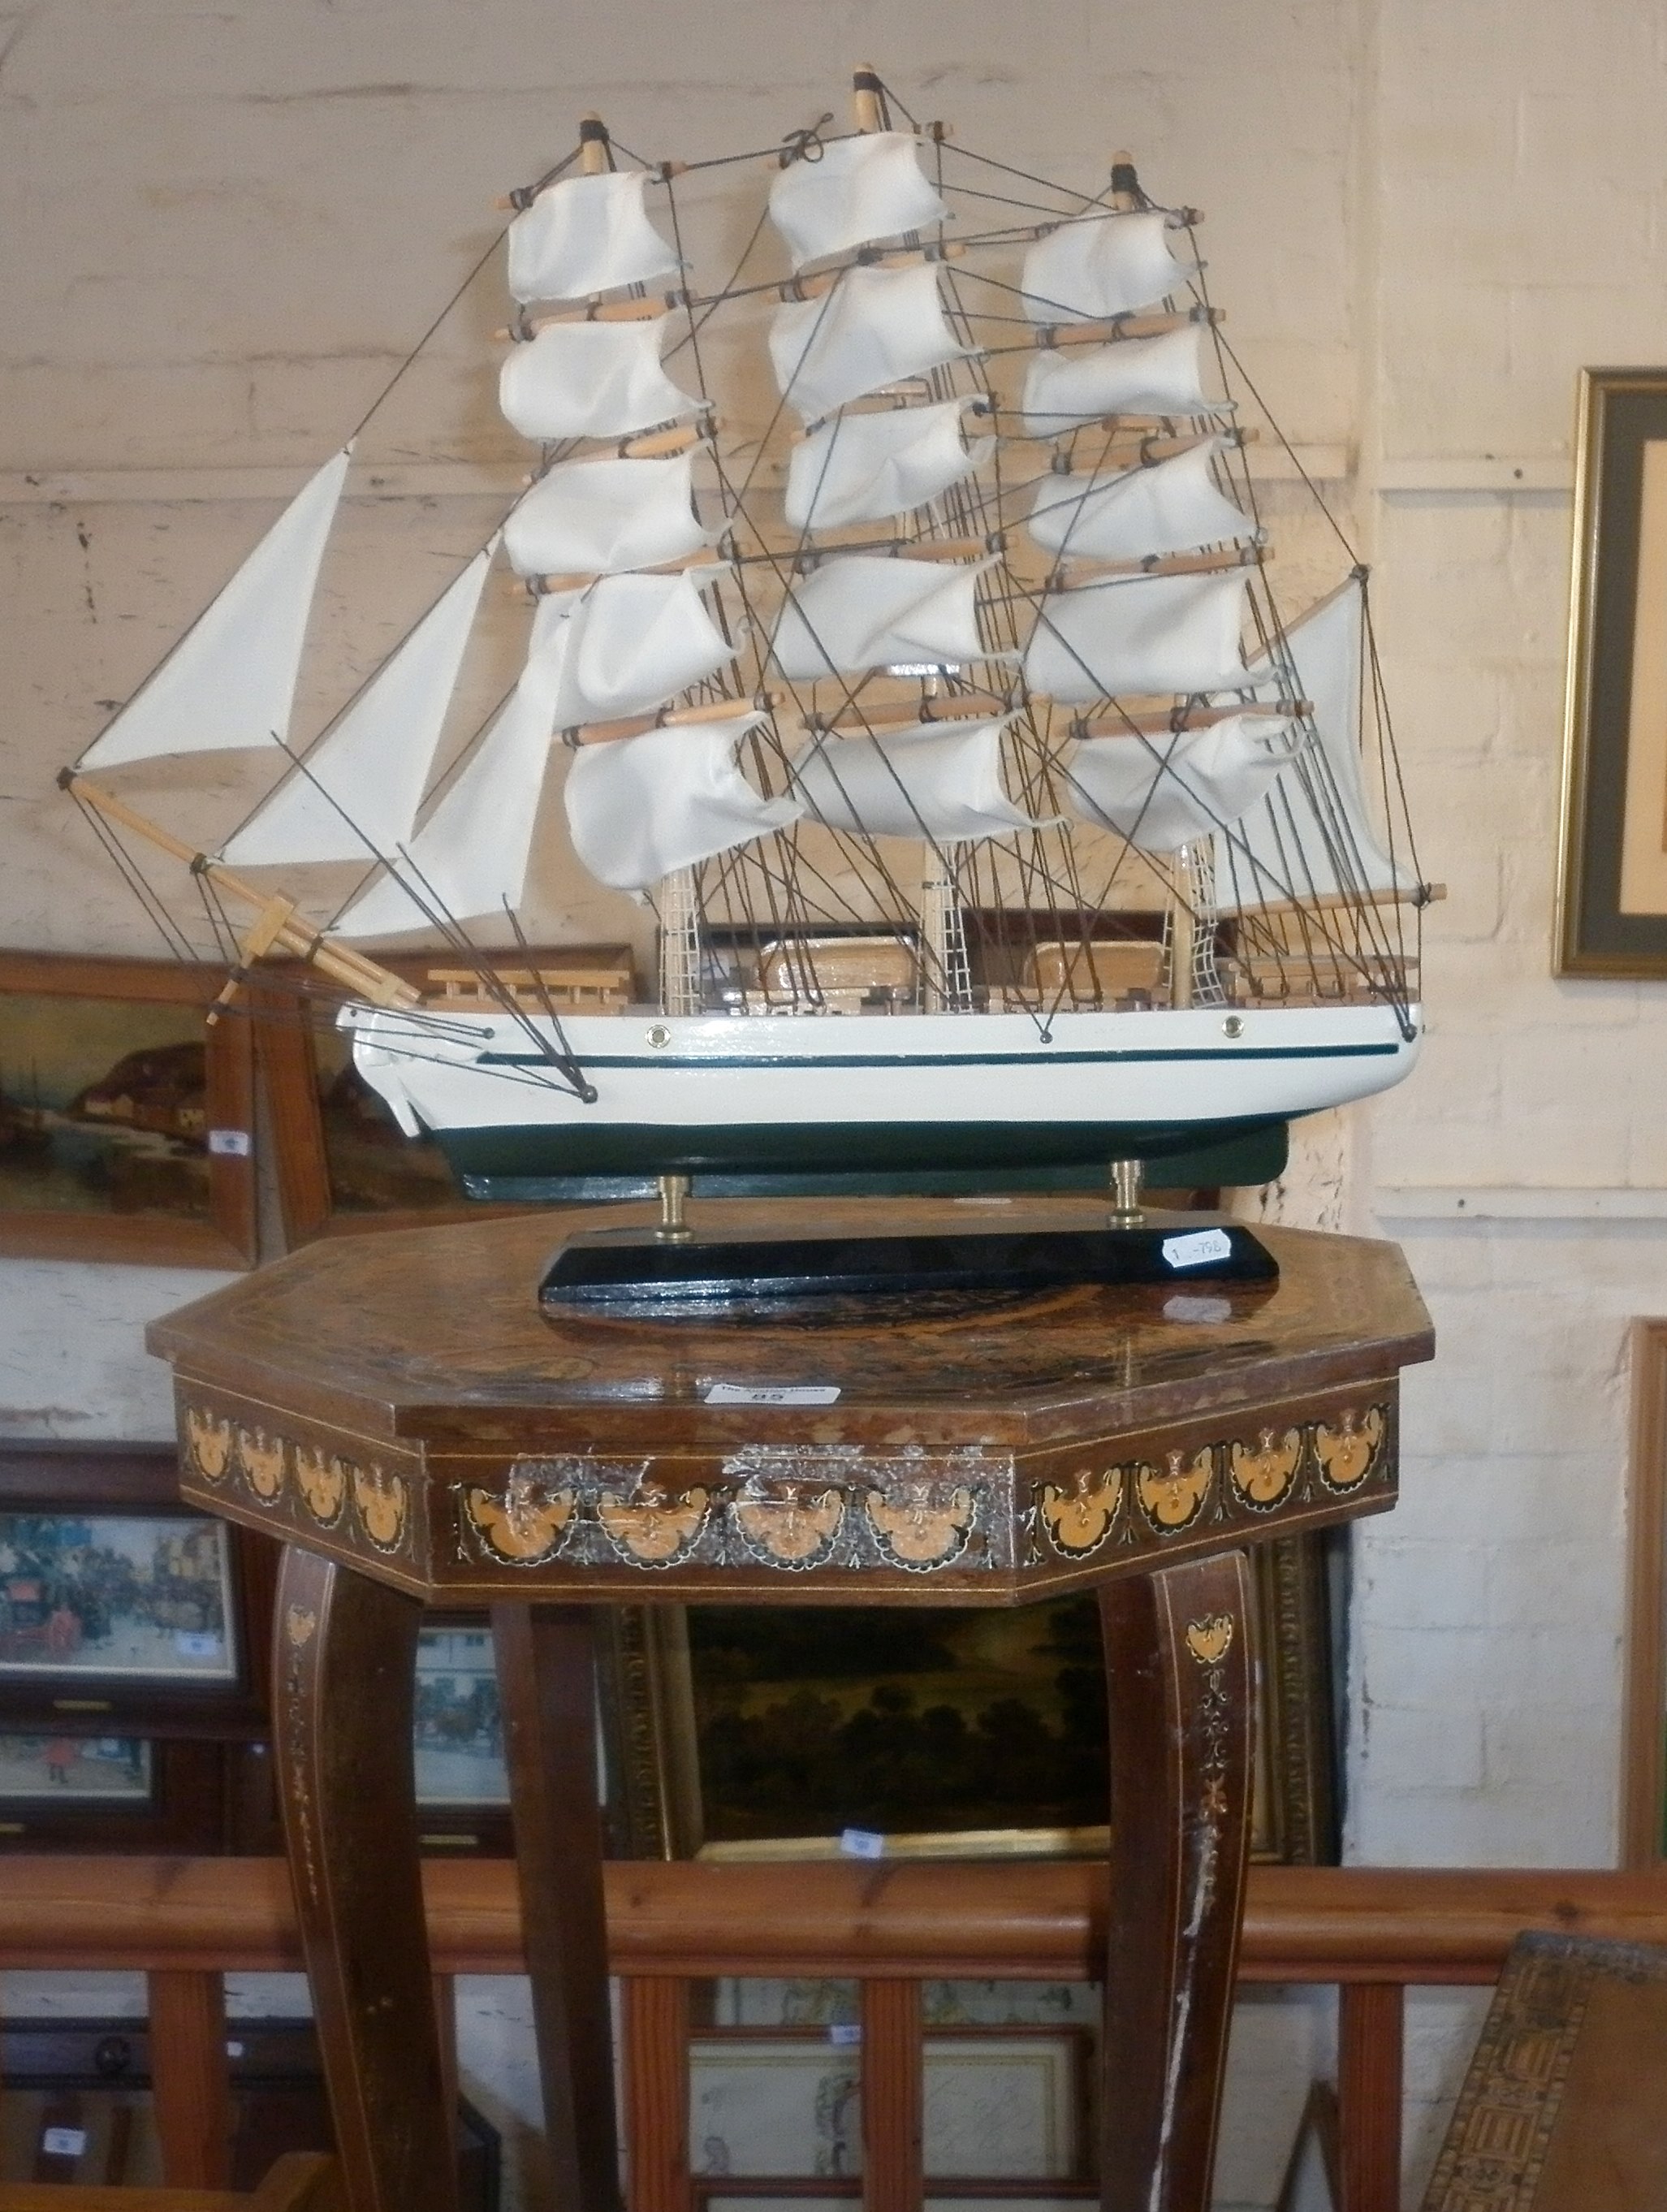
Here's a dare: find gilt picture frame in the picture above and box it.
[0,952,257,1268]
[1555,369,1667,975]
[617,1532,1339,1866]
[253,944,638,1242]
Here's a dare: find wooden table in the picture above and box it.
[148,1198,1432,2212]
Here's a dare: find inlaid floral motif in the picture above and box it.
[1137,1447,1214,1532]
[294,1446,348,1526]
[285,1605,316,1648]
[1314,1405,1385,1493]
[732,1488,845,1567]
[865,1482,976,1569]
[184,1407,233,1483]
[464,1477,576,1564]
[1039,1469,1125,1556]
[1229,1428,1302,1511]
[597,1485,710,1566]
[351,1467,408,1553]
[1185,1614,1235,1666]
[237,1429,287,1504]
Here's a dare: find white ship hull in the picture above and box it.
[345,1000,1422,1182]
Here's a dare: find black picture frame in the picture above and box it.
[0,1445,274,1739]
[1557,369,1667,974]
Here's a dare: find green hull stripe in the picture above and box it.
[479,1041,1400,1072]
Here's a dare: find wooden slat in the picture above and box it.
[1337,1984,1403,2212]
[622,1977,689,2212]
[5,1860,1667,1984]
[147,1968,232,2189]
[861,1981,923,2212]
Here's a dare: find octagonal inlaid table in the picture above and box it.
[149,1196,1432,2212]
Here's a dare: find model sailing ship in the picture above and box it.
[62,67,1427,1197]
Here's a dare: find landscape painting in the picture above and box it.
[0,1513,236,1684]
[687,1599,1111,1848]
[0,1733,152,1801]
[0,992,214,1220]
[414,1623,507,1806]
[311,1025,460,1215]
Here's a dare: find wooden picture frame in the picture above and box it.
[0,1445,274,1739]
[1556,369,1667,975]
[0,1734,240,1855]
[614,1532,1339,1866]
[253,944,638,1242]
[0,951,257,1268]
[1622,1318,1667,1865]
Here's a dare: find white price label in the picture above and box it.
[704,1383,841,1406]
[839,1827,885,1860]
[175,1631,223,1659]
[1161,1228,1233,1271]
[828,2022,862,2046]
[207,1128,252,1157]
[41,2128,88,2158]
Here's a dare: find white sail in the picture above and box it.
[520,571,736,729]
[1212,581,1419,909]
[503,454,710,580]
[784,400,991,532]
[1065,715,1300,853]
[1021,210,1199,324]
[507,171,681,305]
[333,681,556,938]
[1024,569,1252,702]
[789,716,1054,841]
[769,263,971,421]
[771,555,991,680]
[564,714,802,892]
[499,317,700,443]
[222,547,493,868]
[79,449,351,770]
[1026,440,1251,563]
[769,132,949,270]
[1019,325,1224,438]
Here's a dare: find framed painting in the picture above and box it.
[0,1444,274,1737]
[1622,1318,1667,1864]
[0,952,257,1267]
[411,1617,512,1856]
[253,944,637,1242]
[0,1733,235,1853]
[1556,370,1667,975]
[626,1533,1338,1865]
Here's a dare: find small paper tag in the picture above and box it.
[225,2040,246,2059]
[175,1631,223,1659]
[704,1383,841,1406]
[1164,1293,1233,1324]
[1161,1228,1233,1271]
[41,2128,88,2158]
[207,1128,252,1157]
[839,1826,885,1859]
[828,2022,862,2046]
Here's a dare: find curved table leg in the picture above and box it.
[272,1545,457,2212]
[491,1602,623,2212]
[1098,1549,1255,2212]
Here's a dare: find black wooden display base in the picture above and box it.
[538,1208,1278,1313]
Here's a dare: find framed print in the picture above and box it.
[1622,1317,1667,1864]
[254,944,637,1242]
[0,1443,273,1737]
[1556,369,1667,974]
[0,1733,233,1853]
[0,951,257,1267]
[657,1533,1338,1865]
[411,1618,512,1856]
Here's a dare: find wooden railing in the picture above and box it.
[5,1860,1667,2212]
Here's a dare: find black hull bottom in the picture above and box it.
[443,1115,1289,1201]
